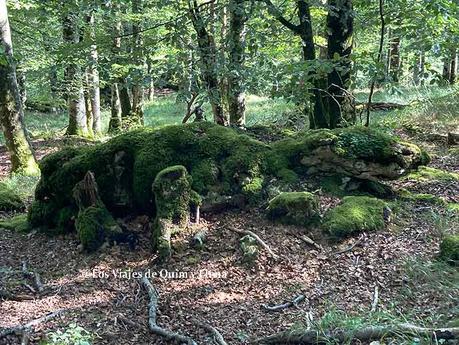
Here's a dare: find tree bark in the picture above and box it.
[228,0,247,127]
[0,0,38,175]
[86,10,101,136]
[389,35,401,82]
[62,7,88,136]
[450,49,456,84]
[108,5,122,133]
[189,0,228,126]
[326,0,354,128]
[130,0,144,126]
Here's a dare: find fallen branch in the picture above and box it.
[0,309,64,339]
[252,324,459,344]
[22,261,44,293]
[262,295,305,312]
[227,226,279,260]
[0,290,34,301]
[141,276,197,345]
[371,285,379,312]
[291,232,321,250]
[193,320,228,345]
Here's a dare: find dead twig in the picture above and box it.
[262,294,306,312]
[291,232,322,250]
[332,235,364,256]
[141,276,197,345]
[193,320,228,345]
[227,226,279,260]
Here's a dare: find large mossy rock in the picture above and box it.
[29,123,427,233]
[151,165,201,259]
[267,192,319,226]
[0,182,25,211]
[322,196,388,238]
[439,235,459,266]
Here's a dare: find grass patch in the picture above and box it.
[0,214,29,232]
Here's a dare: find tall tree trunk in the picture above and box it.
[389,35,401,82]
[189,0,227,126]
[63,9,88,136]
[109,6,122,133]
[130,0,144,126]
[419,51,425,86]
[297,0,328,129]
[413,52,420,85]
[450,50,456,85]
[326,0,354,128]
[86,10,101,136]
[228,0,247,127]
[0,0,38,175]
[147,59,154,101]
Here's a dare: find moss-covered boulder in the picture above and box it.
[151,165,201,259]
[267,192,319,226]
[439,235,459,265]
[0,182,25,211]
[405,166,459,182]
[322,196,388,238]
[29,123,426,234]
[0,214,29,232]
[75,206,122,252]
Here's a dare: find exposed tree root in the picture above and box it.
[262,295,305,312]
[141,276,197,345]
[252,324,459,344]
[0,309,64,342]
[193,320,228,345]
[227,226,279,260]
[21,261,44,293]
[332,235,364,256]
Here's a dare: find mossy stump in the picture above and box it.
[73,172,122,252]
[267,192,319,226]
[439,235,459,266]
[322,196,388,238]
[151,165,201,259]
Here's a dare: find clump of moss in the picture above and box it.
[0,182,25,211]
[398,190,447,206]
[0,214,29,232]
[439,235,459,265]
[447,203,459,214]
[75,206,121,252]
[151,165,201,259]
[267,192,319,226]
[405,166,459,182]
[240,235,258,263]
[191,159,220,194]
[322,196,388,238]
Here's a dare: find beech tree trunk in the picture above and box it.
[228,0,247,127]
[389,36,401,82]
[0,0,38,175]
[108,6,122,133]
[189,0,228,126]
[86,10,101,136]
[130,0,144,125]
[326,0,354,128]
[450,50,456,84]
[63,9,88,136]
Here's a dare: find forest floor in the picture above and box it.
[0,91,458,345]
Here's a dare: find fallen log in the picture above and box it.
[252,323,459,344]
[141,276,197,345]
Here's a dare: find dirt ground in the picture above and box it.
[0,130,458,345]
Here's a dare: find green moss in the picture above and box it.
[398,190,447,206]
[0,182,25,211]
[190,159,220,194]
[448,148,459,157]
[75,206,121,252]
[242,177,264,202]
[267,192,319,226]
[405,166,459,182]
[240,235,258,263]
[277,168,299,184]
[322,196,387,238]
[439,235,459,265]
[0,214,29,232]
[447,203,459,214]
